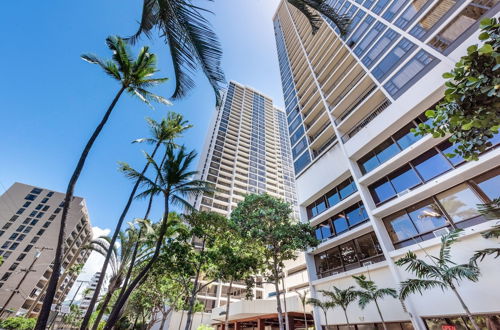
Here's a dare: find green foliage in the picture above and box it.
[0,317,36,330]
[395,230,480,300]
[320,286,357,312]
[477,198,500,220]
[197,325,215,330]
[306,298,335,314]
[352,274,397,309]
[413,17,500,160]
[471,221,500,263]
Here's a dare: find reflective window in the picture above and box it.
[407,201,448,233]
[371,180,396,204]
[438,141,465,166]
[385,50,438,98]
[316,222,333,240]
[372,38,416,81]
[437,184,482,223]
[326,189,340,208]
[333,215,349,234]
[355,22,387,58]
[290,125,304,146]
[294,151,311,174]
[292,137,308,159]
[362,29,400,68]
[473,168,500,200]
[339,179,357,199]
[347,15,375,48]
[345,203,368,226]
[412,149,453,181]
[363,0,376,9]
[382,0,409,21]
[306,178,358,219]
[376,139,400,163]
[346,9,366,39]
[340,241,358,265]
[394,123,421,149]
[385,211,419,243]
[389,165,421,193]
[372,0,390,14]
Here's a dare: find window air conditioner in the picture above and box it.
[433,227,450,238]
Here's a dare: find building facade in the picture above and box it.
[0,183,92,318]
[193,81,302,312]
[80,272,107,313]
[273,0,500,329]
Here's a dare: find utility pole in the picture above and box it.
[0,247,51,317]
[49,280,88,329]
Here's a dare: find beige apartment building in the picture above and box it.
[273,0,500,329]
[0,183,92,318]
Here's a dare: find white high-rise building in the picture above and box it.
[272,0,500,329]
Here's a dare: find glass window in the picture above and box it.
[438,141,465,166]
[355,22,387,58]
[415,149,454,183]
[333,214,349,234]
[382,0,409,21]
[389,165,421,193]
[371,179,396,204]
[437,184,482,223]
[394,123,421,149]
[363,0,375,9]
[372,0,390,14]
[474,168,500,200]
[407,200,447,233]
[395,0,433,29]
[384,211,419,242]
[346,203,368,226]
[339,179,357,199]
[372,38,416,81]
[316,221,333,240]
[294,151,311,174]
[290,125,305,146]
[288,115,302,134]
[385,50,438,98]
[292,137,308,159]
[359,152,380,174]
[326,189,340,208]
[340,241,358,265]
[346,9,366,39]
[362,29,401,68]
[326,247,343,270]
[375,139,400,163]
[356,234,379,260]
[347,15,375,48]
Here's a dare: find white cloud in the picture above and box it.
[63,226,112,304]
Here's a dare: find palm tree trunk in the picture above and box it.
[303,308,308,330]
[374,299,387,330]
[450,285,480,330]
[104,192,171,330]
[323,309,328,329]
[80,140,162,330]
[343,308,350,327]
[91,282,116,330]
[36,86,126,330]
[224,280,233,329]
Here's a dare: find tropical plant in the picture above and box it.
[352,274,398,330]
[128,0,349,105]
[306,298,334,328]
[320,286,357,327]
[396,230,481,330]
[35,36,170,330]
[81,114,189,329]
[104,146,211,329]
[413,17,500,160]
[0,317,36,330]
[296,289,310,329]
[231,194,319,330]
[62,304,83,328]
[471,223,500,263]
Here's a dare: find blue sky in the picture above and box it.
[0,0,283,232]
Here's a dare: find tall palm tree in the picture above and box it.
[80,114,190,329]
[306,297,335,328]
[83,230,150,330]
[295,289,309,329]
[104,146,212,329]
[352,275,398,330]
[471,199,500,263]
[320,286,357,327]
[128,0,349,104]
[36,36,170,330]
[396,230,481,330]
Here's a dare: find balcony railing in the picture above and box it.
[341,99,392,143]
[335,84,377,125]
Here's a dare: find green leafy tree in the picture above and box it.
[104,146,211,329]
[352,275,398,330]
[128,0,349,105]
[81,114,190,329]
[36,36,170,330]
[413,17,500,160]
[0,317,36,330]
[62,304,83,328]
[396,230,481,330]
[320,286,357,326]
[306,298,334,328]
[231,194,319,330]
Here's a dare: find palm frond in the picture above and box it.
[477,198,500,220]
[81,54,122,81]
[353,290,371,309]
[444,264,480,283]
[438,229,462,266]
[399,279,447,299]
[482,224,500,239]
[395,251,441,279]
[374,288,398,300]
[127,0,159,44]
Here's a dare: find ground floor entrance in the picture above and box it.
[214,312,314,330]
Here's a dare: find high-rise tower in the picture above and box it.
[0,183,92,318]
[274,1,500,329]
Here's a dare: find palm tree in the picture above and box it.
[83,230,149,330]
[352,275,398,330]
[306,297,335,328]
[128,0,349,104]
[320,286,357,327]
[104,146,212,329]
[80,114,190,329]
[295,289,309,329]
[471,199,500,263]
[396,230,481,330]
[35,36,170,330]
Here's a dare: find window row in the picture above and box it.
[315,202,369,241]
[306,177,358,219]
[314,232,384,279]
[383,167,499,249]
